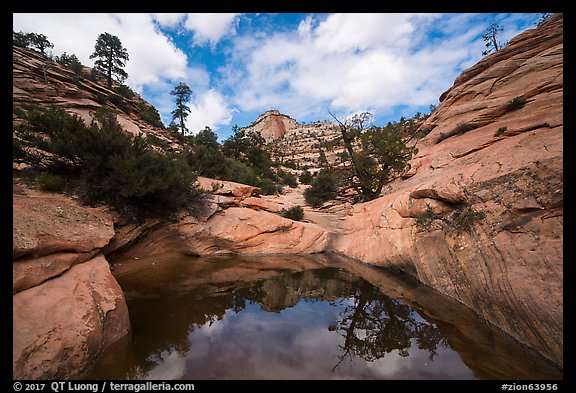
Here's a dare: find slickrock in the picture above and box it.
[12,186,130,379]
[331,14,563,367]
[13,255,130,379]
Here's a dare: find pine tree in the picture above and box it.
[482,22,505,56]
[170,82,193,136]
[89,32,129,88]
[13,31,53,56]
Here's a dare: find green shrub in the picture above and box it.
[13,104,27,118]
[299,170,314,185]
[18,105,204,221]
[256,177,282,195]
[414,207,442,230]
[109,94,131,114]
[505,96,526,112]
[304,169,338,208]
[450,208,486,231]
[115,84,135,99]
[280,205,304,221]
[494,127,507,137]
[414,206,486,232]
[146,134,170,148]
[138,103,164,128]
[435,122,477,144]
[454,122,475,135]
[35,172,65,192]
[277,169,298,188]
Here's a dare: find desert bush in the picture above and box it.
[505,96,526,112]
[450,208,486,231]
[18,105,203,221]
[256,177,283,195]
[277,169,298,188]
[299,170,314,185]
[494,127,507,137]
[414,206,486,232]
[435,122,477,144]
[414,207,443,230]
[115,84,135,99]
[138,103,164,128]
[35,172,65,192]
[280,205,304,221]
[304,169,338,208]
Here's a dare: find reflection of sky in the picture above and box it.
[142,299,476,380]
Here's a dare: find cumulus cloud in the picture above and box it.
[12,13,190,92]
[183,13,241,47]
[13,13,540,134]
[151,13,186,28]
[185,89,236,135]
[220,13,497,122]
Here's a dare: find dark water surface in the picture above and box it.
[82,253,561,380]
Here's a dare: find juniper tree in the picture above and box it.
[330,111,417,202]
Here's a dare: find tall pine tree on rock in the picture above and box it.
[170,82,193,136]
[90,32,129,88]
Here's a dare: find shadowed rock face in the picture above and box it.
[331,14,563,367]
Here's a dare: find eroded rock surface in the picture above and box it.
[13,255,130,380]
[331,14,563,367]
[12,186,130,379]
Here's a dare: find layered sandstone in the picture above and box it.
[107,178,328,260]
[241,109,299,142]
[12,185,130,379]
[331,14,563,367]
[12,45,181,154]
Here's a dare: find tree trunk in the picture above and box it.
[107,47,113,88]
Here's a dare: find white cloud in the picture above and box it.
[313,13,417,53]
[185,89,236,135]
[151,13,186,28]
[12,13,191,92]
[184,13,241,47]
[222,13,496,122]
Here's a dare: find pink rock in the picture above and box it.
[13,255,130,379]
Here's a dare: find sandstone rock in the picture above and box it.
[13,190,115,260]
[241,109,300,142]
[180,207,327,255]
[197,176,260,198]
[13,251,98,294]
[332,14,563,368]
[101,219,163,260]
[12,45,182,153]
[13,255,130,379]
[238,196,285,213]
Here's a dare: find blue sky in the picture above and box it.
[13,13,544,140]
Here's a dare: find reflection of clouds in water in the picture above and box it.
[182,300,348,379]
[145,350,187,380]
[152,297,475,380]
[365,340,476,379]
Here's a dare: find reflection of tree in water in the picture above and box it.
[329,280,447,371]
[87,266,446,379]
